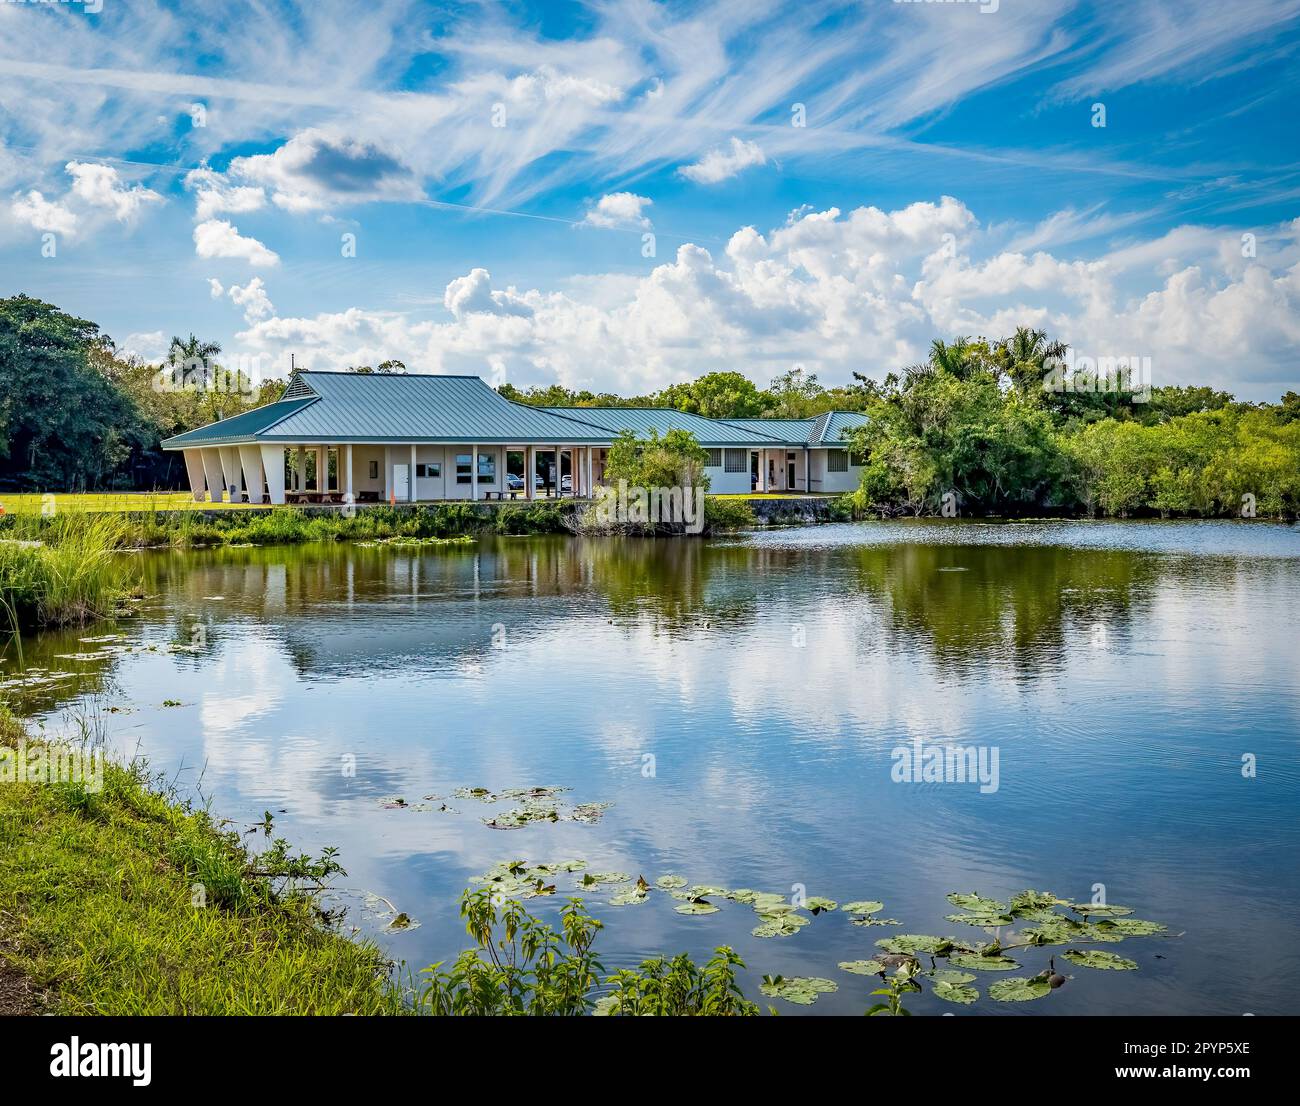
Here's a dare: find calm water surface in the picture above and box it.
[6,520,1300,1015]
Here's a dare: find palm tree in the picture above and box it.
[928,336,986,380]
[167,333,225,416]
[1000,326,1067,395]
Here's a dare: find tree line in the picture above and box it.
[2,294,1296,516]
[0,295,283,491]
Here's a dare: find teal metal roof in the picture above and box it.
[162,398,317,448]
[810,411,870,445]
[163,372,611,448]
[161,371,871,451]
[719,413,868,446]
[541,406,775,446]
[718,417,816,445]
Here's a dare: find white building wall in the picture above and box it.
[705,465,753,494]
[351,446,385,498]
[811,448,863,493]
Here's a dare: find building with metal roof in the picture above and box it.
[162,371,868,503]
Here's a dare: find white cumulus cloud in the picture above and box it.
[228,276,275,322]
[582,191,653,229]
[9,190,77,236]
[193,219,279,267]
[65,161,162,222]
[678,137,767,185]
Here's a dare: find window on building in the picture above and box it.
[828,450,848,473]
[724,448,747,473]
[477,453,496,484]
[456,454,472,484]
[705,448,722,467]
[368,460,379,479]
[416,463,441,479]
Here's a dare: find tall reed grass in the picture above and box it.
[0,514,136,630]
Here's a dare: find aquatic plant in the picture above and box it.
[0,514,138,630]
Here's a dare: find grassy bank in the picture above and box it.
[0,708,404,1015]
[1,496,757,552]
[0,515,138,631]
[1,500,575,550]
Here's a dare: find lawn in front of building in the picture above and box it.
[0,492,260,516]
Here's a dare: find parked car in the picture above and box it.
[561,475,572,492]
[505,473,524,491]
[534,473,545,488]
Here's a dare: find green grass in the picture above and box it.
[0,492,258,515]
[5,501,577,550]
[0,514,138,631]
[0,709,405,1015]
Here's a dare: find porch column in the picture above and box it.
[316,444,328,492]
[409,443,418,503]
[526,445,535,500]
[470,443,478,500]
[587,447,594,497]
[805,447,811,493]
[259,445,287,504]
[294,446,306,493]
[218,446,242,501]
[554,445,561,497]
[182,449,205,501]
[200,449,226,502]
[345,444,354,500]
[238,445,265,503]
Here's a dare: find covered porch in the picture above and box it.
[179,442,604,505]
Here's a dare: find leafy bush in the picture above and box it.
[419,888,758,1016]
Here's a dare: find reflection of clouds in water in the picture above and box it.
[35,530,1300,1013]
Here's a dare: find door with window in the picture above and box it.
[392,464,409,501]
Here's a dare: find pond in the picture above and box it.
[5,519,1300,1014]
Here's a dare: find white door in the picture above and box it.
[393,464,410,501]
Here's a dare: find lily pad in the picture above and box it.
[804,896,837,914]
[674,900,720,916]
[752,914,809,938]
[841,900,884,915]
[1063,948,1138,970]
[838,959,886,975]
[949,953,1019,971]
[655,875,688,890]
[946,892,1009,914]
[946,913,1014,927]
[453,787,497,801]
[931,979,979,1005]
[930,969,977,985]
[988,975,1052,1001]
[570,801,613,824]
[1069,902,1134,918]
[1108,918,1167,937]
[849,916,902,927]
[1009,890,1069,912]
[875,934,954,955]
[609,888,648,906]
[1021,916,1087,945]
[580,871,631,888]
[759,975,838,1006]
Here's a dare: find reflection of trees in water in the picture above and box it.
[580,537,757,637]
[844,544,1164,678]
[6,537,1276,711]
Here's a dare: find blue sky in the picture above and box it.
[1,0,1298,399]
